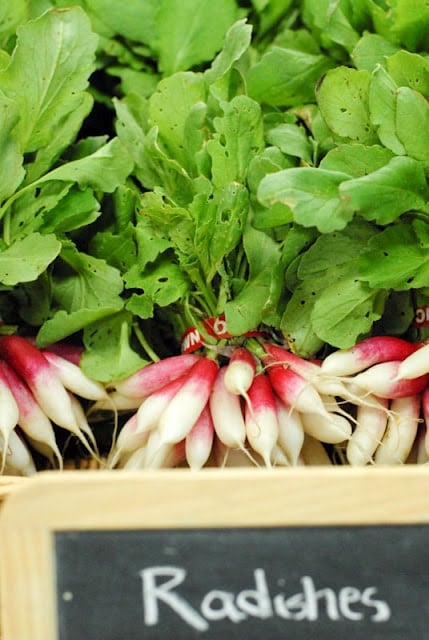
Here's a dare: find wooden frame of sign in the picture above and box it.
[1,466,429,640]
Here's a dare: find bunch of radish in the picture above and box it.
[0,335,108,476]
[2,332,429,475]
[101,335,429,470]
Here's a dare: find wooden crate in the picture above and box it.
[1,466,429,639]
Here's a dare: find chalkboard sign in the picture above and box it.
[1,466,429,639]
[55,524,429,640]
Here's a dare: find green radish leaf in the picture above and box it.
[89,225,137,274]
[0,94,25,203]
[224,223,283,334]
[81,310,149,383]
[204,19,252,85]
[360,223,429,290]
[317,66,378,144]
[258,167,352,232]
[156,0,237,75]
[53,241,124,312]
[125,259,190,319]
[339,156,429,224]
[386,50,429,98]
[0,233,60,285]
[36,138,134,193]
[312,271,386,348]
[193,182,249,283]
[265,123,313,164]
[207,95,265,189]
[247,46,334,107]
[351,33,399,71]
[148,71,207,172]
[0,0,27,51]
[396,87,429,166]
[280,275,326,357]
[368,64,406,155]
[66,0,159,46]
[319,143,394,177]
[390,0,429,51]
[0,7,98,152]
[11,272,52,327]
[37,306,125,347]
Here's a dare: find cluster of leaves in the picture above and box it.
[0,0,428,381]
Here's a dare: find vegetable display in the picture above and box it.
[0,0,428,473]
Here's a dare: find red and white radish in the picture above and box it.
[108,412,151,469]
[275,398,304,466]
[209,366,247,449]
[350,360,429,399]
[113,353,201,398]
[157,357,219,444]
[299,434,332,465]
[2,429,37,476]
[135,373,189,435]
[0,336,93,451]
[245,372,279,467]
[320,336,419,377]
[185,405,214,470]
[265,360,342,422]
[346,395,389,466]
[300,409,352,444]
[421,386,429,457]
[394,342,429,381]
[42,350,107,401]
[223,346,256,397]
[374,394,421,465]
[0,360,63,469]
[263,342,320,379]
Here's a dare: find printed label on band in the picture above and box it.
[181,315,265,353]
[413,306,429,327]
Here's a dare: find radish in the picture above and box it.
[0,366,20,471]
[300,410,352,444]
[414,425,429,465]
[113,354,201,398]
[90,390,144,413]
[0,336,94,449]
[300,434,332,465]
[245,372,279,467]
[346,395,389,466]
[135,372,191,435]
[320,336,420,377]
[350,360,429,398]
[263,342,320,379]
[185,405,214,469]
[108,413,151,468]
[263,342,365,402]
[209,366,247,449]
[374,395,420,465]
[265,360,340,421]
[270,444,291,467]
[223,346,256,397]
[42,341,83,365]
[139,430,186,469]
[275,398,304,466]
[394,342,429,380]
[405,424,428,465]
[0,361,63,469]
[157,357,219,445]
[2,430,37,476]
[42,350,108,401]
[421,387,429,457]
[118,444,147,470]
